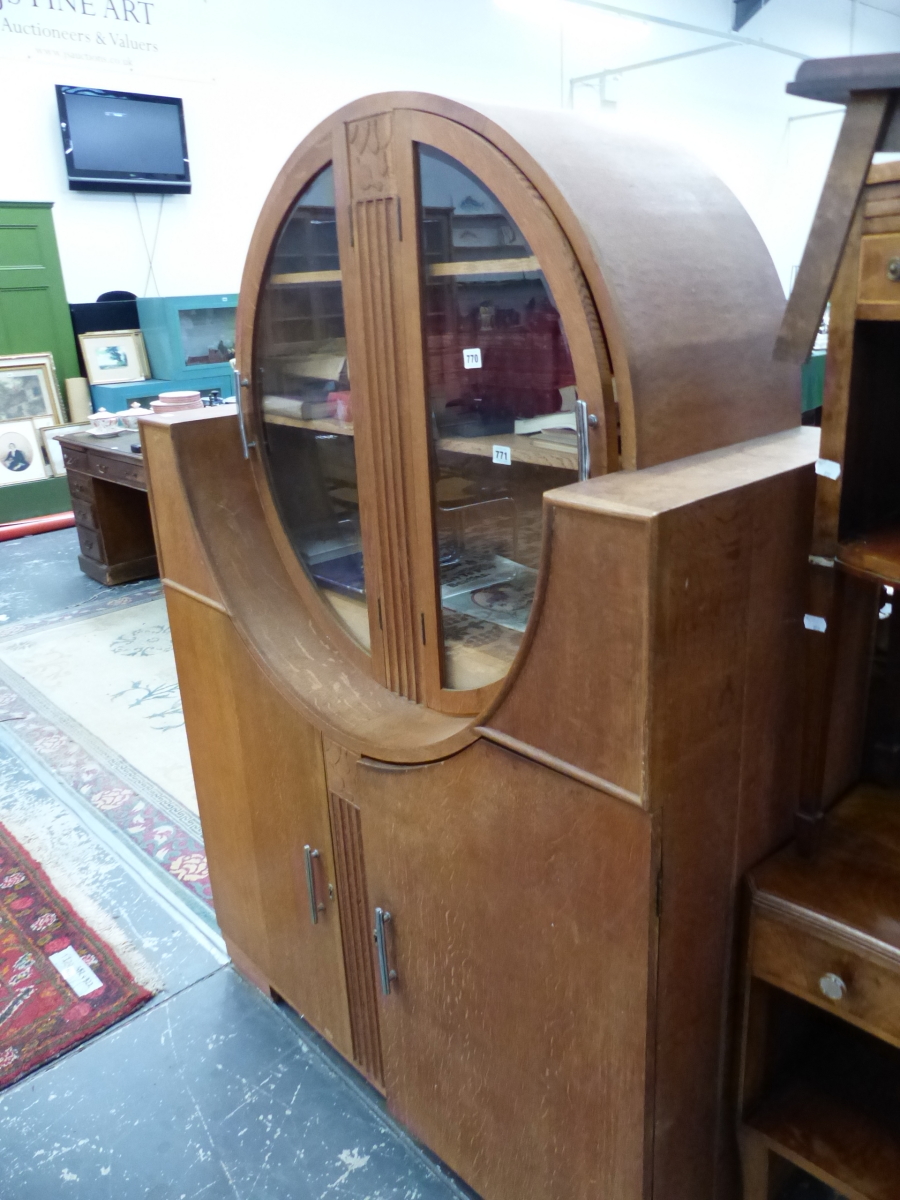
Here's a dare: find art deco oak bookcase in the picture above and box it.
[141,94,810,1200]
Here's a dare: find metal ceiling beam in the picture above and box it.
[569,40,735,104]
[564,0,808,59]
[733,0,771,31]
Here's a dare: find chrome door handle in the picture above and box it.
[303,845,325,925]
[373,906,396,994]
[233,366,254,458]
[575,398,591,481]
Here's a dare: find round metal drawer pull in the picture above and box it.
[887,256,900,282]
[819,972,847,1002]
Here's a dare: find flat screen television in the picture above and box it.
[56,85,191,194]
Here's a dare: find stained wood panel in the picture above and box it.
[346,739,654,1200]
[163,587,353,1058]
[141,417,225,606]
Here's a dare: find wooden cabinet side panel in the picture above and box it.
[165,588,353,1057]
[487,507,651,799]
[649,487,753,1200]
[649,464,814,1200]
[351,740,654,1200]
[142,421,223,604]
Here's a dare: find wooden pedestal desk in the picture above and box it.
[58,429,157,586]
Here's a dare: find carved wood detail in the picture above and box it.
[328,790,384,1088]
[343,110,425,701]
[346,114,395,198]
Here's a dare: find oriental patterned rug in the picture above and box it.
[0,594,212,914]
[0,821,154,1089]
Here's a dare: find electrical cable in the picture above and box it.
[132,192,165,297]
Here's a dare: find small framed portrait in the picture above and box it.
[0,353,64,424]
[79,330,150,385]
[0,419,48,486]
[40,421,90,477]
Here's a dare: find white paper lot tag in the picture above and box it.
[48,945,104,997]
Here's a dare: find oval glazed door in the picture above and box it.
[251,108,616,718]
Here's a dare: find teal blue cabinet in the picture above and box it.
[136,293,236,379]
[90,363,235,412]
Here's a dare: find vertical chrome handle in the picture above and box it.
[374,906,396,994]
[303,845,323,925]
[233,366,253,459]
[575,398,591,482]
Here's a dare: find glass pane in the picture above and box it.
[418,144,578,691]
[257,165,369,651]
[178,305,236,367]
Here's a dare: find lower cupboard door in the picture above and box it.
[357,739,655,1200]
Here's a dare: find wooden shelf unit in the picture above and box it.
[739,53,900,1200]
[740,784,900,1200]
[745,1048,900,1200]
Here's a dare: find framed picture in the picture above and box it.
[79,329,150,385]
[0,419,48,486]
[0,353,64,424]
[40,421,90,477]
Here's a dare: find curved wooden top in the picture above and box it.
[239,91,798,469]
[220,92,799,758]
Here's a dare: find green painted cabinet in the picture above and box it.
[0,202,79,523]
[0,202,79,382]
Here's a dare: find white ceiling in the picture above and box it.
[858,0,900,18]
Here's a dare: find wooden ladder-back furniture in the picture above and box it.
[143,94,810,1200]
[739,53,900,1200]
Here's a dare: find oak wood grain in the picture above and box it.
[164,586,354,1058]
[334,738,654,1200]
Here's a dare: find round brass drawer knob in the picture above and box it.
[819,972,847,1002]
[888,256,900,282]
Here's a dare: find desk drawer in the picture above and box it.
[71,497,97,532]
[65,470,94,504]
[858,233,900,313]
[76,524,105,564]
[61,444,88,473]
[752,910,900,1047]
[86,451,145,489]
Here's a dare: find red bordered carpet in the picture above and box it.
[0,821,153,1089]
